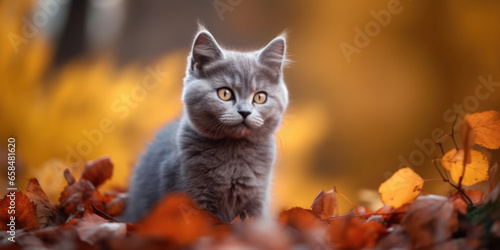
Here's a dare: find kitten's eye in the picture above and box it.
[253,92,267,104]
[217,88,233,101]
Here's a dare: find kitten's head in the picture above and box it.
[182,29,288,141]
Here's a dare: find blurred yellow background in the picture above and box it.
[1,0,500,214]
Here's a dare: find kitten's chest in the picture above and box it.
[180,138,275,220]
[182,138,274,183]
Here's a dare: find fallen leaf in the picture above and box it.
[401,195,459,249]
[378,168,423,208]
[59,178,96,216]
[463,190,484,205]
[329,216,387,249]
[376,225,408,249]
[451,189,484,206]
[442,148,489,186]
[75,213,126,245]
[374,204,409,225]
[81,156,113,188]
[26,178,63,227]
[137,193,213,247]
[10,225,84,249]
[464,111,500,149]
[278,207,321,231]
[311,189,338,219]
[0,191,40,231]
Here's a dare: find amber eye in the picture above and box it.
[217,88,233,101]
[253,92,267,104]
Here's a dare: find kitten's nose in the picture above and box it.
[238,110,251,119]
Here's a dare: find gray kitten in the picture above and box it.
[124,28,289,223]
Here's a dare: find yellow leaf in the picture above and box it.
[378,168,423,208]
[442,148,489,186]
[464,111,500,149]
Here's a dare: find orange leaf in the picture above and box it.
[442,148,489,186]
[464,111,500,149]
[378,168,423,208]
[329,216,387,249]
[278,207,321,231]
[451,189,484,205]
[137,193,213,246]
[0,191,40,231]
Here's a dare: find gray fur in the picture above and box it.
[124,29,288,223]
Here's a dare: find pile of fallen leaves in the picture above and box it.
[1,111,500,249]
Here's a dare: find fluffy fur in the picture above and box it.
[124,28,288,223]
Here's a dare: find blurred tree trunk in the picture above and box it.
[53,0,88,68]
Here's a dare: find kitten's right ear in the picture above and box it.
[190,31,223,72]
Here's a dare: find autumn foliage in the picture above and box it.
[1,111,500,249]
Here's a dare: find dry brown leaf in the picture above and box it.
[402,195,459,249]
[463,190,484,205]
[75,213,126,245]
[374,204,409,226]
[81,156,113,188]
[26,178,63,227]
[378,168,423,208]
[311,189,338,219]
[464,111,500,149]
[442,148,489,186]
[451,189,484,206]
[59,178,96,216]
[0,191,40,231]
[137,193,213,246]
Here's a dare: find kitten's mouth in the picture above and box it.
[241,121,250,128]
[224,121,252,138]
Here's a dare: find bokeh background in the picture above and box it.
[1,0,500,214]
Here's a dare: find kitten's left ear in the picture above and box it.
[191,30,224,72]
[258,37,286,73]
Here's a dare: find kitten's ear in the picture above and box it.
[258,37,286,73]
[190,31,223,72]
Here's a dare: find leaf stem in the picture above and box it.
[451,114,459,150]
[432,157,473,206]
[334,187,355,210]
